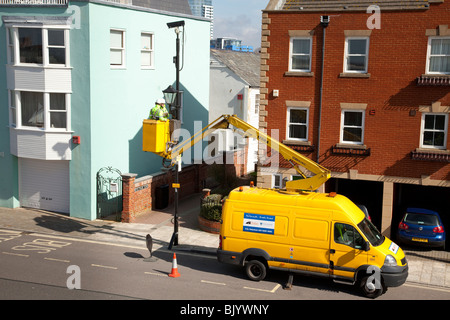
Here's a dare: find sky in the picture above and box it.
[212,0,268,49]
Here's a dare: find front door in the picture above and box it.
[330,222,368,281]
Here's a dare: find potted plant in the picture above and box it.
[198,193,223,234]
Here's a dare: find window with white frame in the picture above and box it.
[340,110,365,144]
[7,28,14,64]
[47,29,66,65]
[420,113,448,149]
[427,37,450,74]
[49,93,67,129]
[21,91,44,128]
[8,90,16,127]
[18,28,43,64]
[110,29,125,67]
[12,90,70,131]
[141,32,154,68]
[344,37,369,73]
[289,37,312,72]
[7,27,69,66]
[287,107,308,141]
[272,174,282,189]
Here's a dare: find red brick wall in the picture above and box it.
[121,164,208,222]
[264,3,450,181]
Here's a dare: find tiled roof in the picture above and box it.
[211,49,261,88]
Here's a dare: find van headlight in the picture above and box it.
[384,254,397,267]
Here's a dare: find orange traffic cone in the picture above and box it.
[168,253,180,278]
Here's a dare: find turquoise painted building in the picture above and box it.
[0,0,210,220]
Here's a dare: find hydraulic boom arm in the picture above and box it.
[165,114,330,192]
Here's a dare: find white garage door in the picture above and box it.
[19,158,70,214]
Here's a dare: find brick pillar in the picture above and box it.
[381,181,394,237]
[121,173,137,223]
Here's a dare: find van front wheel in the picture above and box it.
[359,275,386,299]
[245,260,267,281]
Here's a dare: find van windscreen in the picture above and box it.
[358,218,384,247]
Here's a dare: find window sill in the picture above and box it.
[411,148,450,162]
[283,140,311,146]
[8,64,72,70]
[11,126,73,134]
[339,73,371,78]
[284,71,314,77]
[332,144,371,156]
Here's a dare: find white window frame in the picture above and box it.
[340,110,365,145]
[272,174,282,189]
[140,32,155,69]
[8,90,17,127]
[14,90,71,132]
[420,112,448,149]
[286,107,309,142]
[110,29,126,68]
[344,37,369,73]
[46,28,68,66]
[289,37,312,72]
[7,26,70,67]
[6,27,15,65]
[426,36,450,75]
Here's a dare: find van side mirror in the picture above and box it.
[364,241,370,252]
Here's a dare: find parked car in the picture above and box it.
[397,208,446,250]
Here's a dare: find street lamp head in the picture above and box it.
[167,20,185,29]
[162,85,178,106]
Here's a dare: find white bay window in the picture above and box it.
[4,16,72,161]
[10,90,70,131]
[8,26,69,67]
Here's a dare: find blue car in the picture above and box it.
[397,208,446,250]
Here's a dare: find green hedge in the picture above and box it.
[200,194,223,222]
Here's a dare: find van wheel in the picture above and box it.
[245,260,267,281]
[359,275,385,299]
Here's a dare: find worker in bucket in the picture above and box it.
[149,98,169,121]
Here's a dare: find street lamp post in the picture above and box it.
[162,85,180,250]
[166,20,185,250]
[166,20,184,121]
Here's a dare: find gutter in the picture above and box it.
[317,16,329,164]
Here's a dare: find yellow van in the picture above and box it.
[217,186,408,298]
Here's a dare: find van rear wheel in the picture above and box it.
[245,260,267,281]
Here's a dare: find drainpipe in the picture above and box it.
[317,15,329,163]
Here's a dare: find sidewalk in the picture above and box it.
[0,193,449,289]
[0,193,219,255]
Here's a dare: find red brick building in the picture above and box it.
[258,0,450,237]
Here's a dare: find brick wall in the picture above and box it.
[261,2,450,182]
[121,164,208,223]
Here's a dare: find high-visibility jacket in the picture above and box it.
[149,104,169,121]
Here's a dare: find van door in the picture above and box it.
[330,222,368,281]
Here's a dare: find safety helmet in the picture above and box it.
[156,98,165,105]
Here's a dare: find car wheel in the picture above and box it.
[245,260,267,281]
[359,275,385,299]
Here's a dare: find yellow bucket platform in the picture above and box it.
[142,119,170,156]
